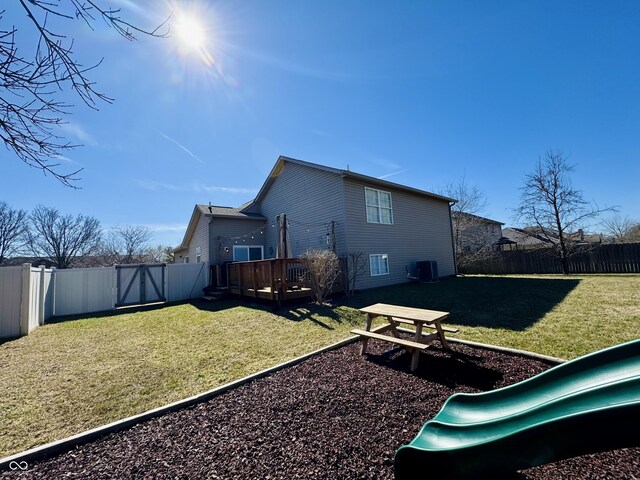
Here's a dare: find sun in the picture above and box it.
[165,3,233,86]
[174,12,207,52]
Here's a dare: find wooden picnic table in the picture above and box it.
[351,303,457,371]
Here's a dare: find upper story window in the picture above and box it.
[195,246,201,263]
[365,187,393,224]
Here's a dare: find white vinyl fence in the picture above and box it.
[0,262,208,340]
[0,265,53,339]
[54,267,116,317]
[167,262,208,303]
[0,266,24,338]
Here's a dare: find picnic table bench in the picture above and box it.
[351,303,458,371]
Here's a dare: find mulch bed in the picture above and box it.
[3,340,639,479]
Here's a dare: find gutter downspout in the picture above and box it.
[448,201,459,276]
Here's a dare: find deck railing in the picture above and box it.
[226,258,310,303]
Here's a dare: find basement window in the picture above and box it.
[369,254,389,276]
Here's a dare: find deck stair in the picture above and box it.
[203,286,229,301]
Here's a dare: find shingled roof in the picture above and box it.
[196,204,265,219]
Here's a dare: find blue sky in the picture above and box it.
[3,0,639,247]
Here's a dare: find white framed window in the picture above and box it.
[365,187,393,224]
[183,256,189,264]
[233,245,264,262]
[369,254,389,276]
[195,246,201,263]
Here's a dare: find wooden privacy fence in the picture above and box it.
[460,243,640,275]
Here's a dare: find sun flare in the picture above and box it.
[174,13,207,52]
[166,4,235,87]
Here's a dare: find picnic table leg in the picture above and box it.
[410,323,423,371]
[435,321,450,349]
[360,312,373,355]
[387,316,400,337]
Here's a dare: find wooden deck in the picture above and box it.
[228,285,313,300]
[227,258,314,304]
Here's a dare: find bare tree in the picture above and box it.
[104,225,152,264]
[601,215,640,243]
[145,245,175,264]
[301,249,340,305]
[444,176,494,266]
[0,201,28,264]
[1,3,168,186]
[516,150,615,274]
[29,205,102,268]
[342,252,367,297]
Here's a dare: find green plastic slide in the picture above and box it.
[394,339,640,479]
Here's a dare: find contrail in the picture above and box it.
[160,132,206,165]
[378,169,408,180]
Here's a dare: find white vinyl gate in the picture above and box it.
[115,264,166,307]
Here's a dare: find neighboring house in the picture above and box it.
[1,257,57,268]
[499,227,557,250]
[451,212,503,254]
[499,227,603,251]
[174,156,457,290]
[567,229,603,245]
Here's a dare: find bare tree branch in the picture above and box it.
[301,249,340,305]
[1,3,169,186]
[515,150,617,273]
[102,224,152,264]
[0,201,29,264]
[341,251,367,296]
[444,176,498,267]
[29,204,102,268]
[601,215,640,244]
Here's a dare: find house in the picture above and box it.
[499,227,557,250]
[451,212,503,254]
[499,227,603,251]
[174,156,457,291]
[567,229,603,245]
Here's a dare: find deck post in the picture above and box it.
[238,263,244,298]
[279,258,286,308]
[269,260,275,302]
[253,262,258,299]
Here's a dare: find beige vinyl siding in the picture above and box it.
[343,178,455,290]
[187,214,209,265]
[209,218,266,264]
[173,247,188,263]
[259,161,347,258]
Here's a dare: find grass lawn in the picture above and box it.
[349,274,640,359]
[1,274,639,457]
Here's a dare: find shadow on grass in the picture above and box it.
[43,294,350,331]
[42,275,578,333]
[344,276,581,331]
[45,297,248,325]
[45,300,181,324]
[279,305,340,329]
[194,296,346,329]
